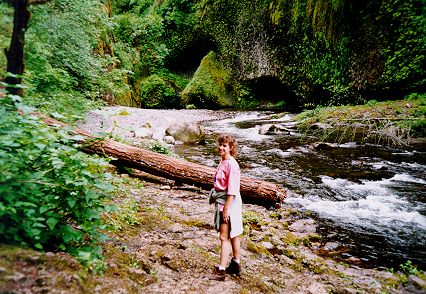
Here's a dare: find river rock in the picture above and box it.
[134,126,153,139]
[322,242,340,251]
[163,135,176,144]
[261,241,274,250]
[258,124,290,135]
[165,122,205,144]
[288,218,317,235]
[313,142,338,150]
[307,282,328,294]
[407,275,426,293]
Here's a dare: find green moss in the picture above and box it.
[0,3,13,78]
[246,240,271,256]
[181,51,235,108]
[140,74,181,108]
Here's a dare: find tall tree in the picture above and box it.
[3,0,50,96]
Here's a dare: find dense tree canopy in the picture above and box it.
[0,0,424,110]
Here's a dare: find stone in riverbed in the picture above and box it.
[163,135,176,144]
[307,282,328,294]
[134,126,154,139]
[165,122,205,144]
[407,275,426,293]
[288,218,317,234]
[259,124,290,135]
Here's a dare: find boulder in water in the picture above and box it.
[259,124,290,135]
[165,122,205,144]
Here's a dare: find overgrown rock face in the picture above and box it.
[192,0,425,107]
[235,24,278,80]
[181,51,235,108]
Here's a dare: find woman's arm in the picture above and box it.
[222,194,235,223]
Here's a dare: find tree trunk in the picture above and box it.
[4,0,30,96]
[41,115,286,206]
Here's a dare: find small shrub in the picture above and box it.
[399,260,421,277]
[367,99,378,106]
[410,119,426,137]
[149,141,172,155]
[0,94,114,271]
[119,109,130,115]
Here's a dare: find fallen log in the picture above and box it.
[41,114,286,206]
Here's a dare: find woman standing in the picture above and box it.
[209,134,243,281]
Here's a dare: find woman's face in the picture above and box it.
[217,141,232,159]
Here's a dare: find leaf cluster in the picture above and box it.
[0,93,115,271]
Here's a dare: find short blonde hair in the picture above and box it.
[217,134,238,158]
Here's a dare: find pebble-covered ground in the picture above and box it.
[78,106,236,142]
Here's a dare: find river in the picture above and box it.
[173,111,426,271]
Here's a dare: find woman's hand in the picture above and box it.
[223,207,230,223]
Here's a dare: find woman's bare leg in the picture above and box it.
[219,222,231,268]
[230,236,240,261]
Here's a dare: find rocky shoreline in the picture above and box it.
[77,106,237,144]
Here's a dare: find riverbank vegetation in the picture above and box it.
[295,93,426,145]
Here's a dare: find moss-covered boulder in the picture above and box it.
[140,74,181,109]
[181,51,235,109]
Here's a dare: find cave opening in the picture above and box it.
[247,76,300,111]
[166,39,215,76]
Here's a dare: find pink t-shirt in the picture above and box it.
[213,156,240,196]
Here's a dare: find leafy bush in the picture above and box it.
[140,74,180,108]
[0,94,114,271]
[410,119,426,137]
[399,260,421,277]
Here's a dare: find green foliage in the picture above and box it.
[235,84,258,109]
[113,11,168,74]
[0,94,114,271]
[148,141,173,155]
[367,99,378,106]
[198,0,424,107]
[26,1,104,93]
[140,74,180,108]
[3,0,425,112]
[0,3,13,77]
[410,119,426,137]
[154,0,198,65]
[23,91,103,123]
[380,0,426,90]
[399,260,421,277]
[181,51,235,108]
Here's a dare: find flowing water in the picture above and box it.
[173,111,426,270]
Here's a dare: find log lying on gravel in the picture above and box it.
[41,115,286,206]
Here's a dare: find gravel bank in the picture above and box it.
[78,106,236,142]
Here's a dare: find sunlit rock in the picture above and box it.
[165,122,205,144]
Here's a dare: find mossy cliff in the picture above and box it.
[181,0,425,108]
[181,51,234,108]
[0,0,424,111]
